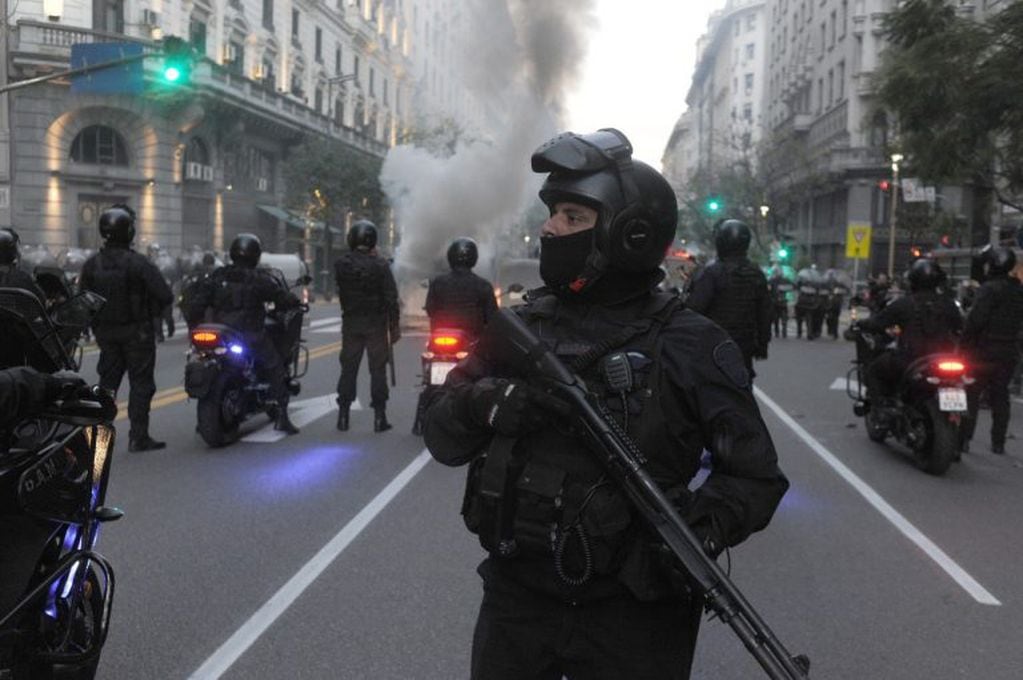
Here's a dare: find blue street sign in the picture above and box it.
[70,43,144,94]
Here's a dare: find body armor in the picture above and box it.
[335,251,388,317]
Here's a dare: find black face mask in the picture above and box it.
[539,229,595,289]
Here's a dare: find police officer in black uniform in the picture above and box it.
[824,269,851,339]
[768,265,793,338]
[79,205,173,452]
[334,220,400,432]
[424,237,497,340]
[960,246,1023,454]
[687,219,772,378]
[423,128,789,680]
[859,259,962,408]
[193,234,302,435]
[0,228,45,302]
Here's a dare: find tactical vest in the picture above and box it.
[210,267,268,333]
[981,278,1023,344]
[461,292,681,587]
[428,271,489,337]
[335,252,386,316]
[86,249,146,326]
[902,293,957,357]
[704,259,763,355]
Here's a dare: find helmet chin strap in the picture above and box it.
[568,249,609,293]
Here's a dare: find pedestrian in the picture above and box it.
[960,246,1023,454]
[423,128,789,680]
[687,219,772,377]
[333,219,400,432]
[190,234,302,435]
[768,264,794,338]
[79,205,173,452]
[424,237,497,341]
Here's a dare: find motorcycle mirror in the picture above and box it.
[296,274,313,286]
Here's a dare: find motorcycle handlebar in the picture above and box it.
[41,385,118,425]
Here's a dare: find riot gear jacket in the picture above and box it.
[686,256,772,359]
[424,289,788,603]
[860,289,962,358]
[79,245,173,328]
[193,265,300,333]
[424,268,497,339]
[333,250,399,323]
[962,275,1023,348]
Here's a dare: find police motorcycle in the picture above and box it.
[847,324,969,475]
[0,287,120,680]
[185,270,310,447]
[411,326,472,436]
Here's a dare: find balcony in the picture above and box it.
[10,20,389,158]
[793,114,813,133]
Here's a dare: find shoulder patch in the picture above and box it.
[712,340,750,389]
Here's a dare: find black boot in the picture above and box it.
[274,408,299,435]
[337,404,350,432]
[374,408,392,433]
[129,435,166,452]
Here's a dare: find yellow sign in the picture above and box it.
[846,223,872,259]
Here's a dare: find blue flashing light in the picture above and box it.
[229,344,244,355]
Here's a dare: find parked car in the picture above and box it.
[259,253,313,304]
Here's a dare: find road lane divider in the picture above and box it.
[188,449,433,680]
[754,385,1001,607]
[111,340,344,422]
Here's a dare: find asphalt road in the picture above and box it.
[80,307,1023,679]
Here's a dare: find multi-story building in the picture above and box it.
[0,0,479,267]
[661,110,696,198]
[681,0,769,179]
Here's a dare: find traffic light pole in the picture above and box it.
[886,154,903,277]
[0,52,149,95]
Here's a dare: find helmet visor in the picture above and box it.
[531,128,633,174]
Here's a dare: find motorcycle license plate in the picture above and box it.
[429,362,457,385]
[938,388,967,412]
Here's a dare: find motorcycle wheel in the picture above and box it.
[197,374,243,447]
[865,405,888,442]
[914,401,955,476]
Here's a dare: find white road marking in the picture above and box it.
[312,323,342,334]
[240,394,361,443]
[307,316,341,329]
[187,449,433,680]
[754,386,1001,606]
[829,376,860,392]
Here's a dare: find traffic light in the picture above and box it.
[776,245,790,261]
[704,196,723,214]
[160,36,193,86]
[878,179,891,193]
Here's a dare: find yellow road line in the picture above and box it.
[113,341,344,421]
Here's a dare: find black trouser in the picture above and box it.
[94,322,157,441]
[471,571,701,680]
[772,303,788,338]
[244,331,290,407]
[963,346,1018,448]
[337,314,389,409]
[808,306,825,339]
[825,305,842,338]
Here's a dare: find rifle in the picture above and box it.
[487,307,810,679]
[386,324,397,387]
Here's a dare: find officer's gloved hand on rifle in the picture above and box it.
[45,371,90,402]
[467,377,570,437]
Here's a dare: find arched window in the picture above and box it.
[185,137,210,165]
[69,125,128,165]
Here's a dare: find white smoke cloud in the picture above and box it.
[381,0,597,306]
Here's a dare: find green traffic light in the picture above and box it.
[777,247,789,260]
[707,200,720,212]
[163,65,182,82]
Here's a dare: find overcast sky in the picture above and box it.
[565,0,727,168]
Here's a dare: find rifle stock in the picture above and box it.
[486,307,810,680]
[386,325,397,387]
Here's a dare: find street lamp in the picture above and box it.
[887,153,904,277]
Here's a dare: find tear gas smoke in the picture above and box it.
[381,0,597,315]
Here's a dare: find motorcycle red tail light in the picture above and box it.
[191,330,222,348]
[937,360,965,374]
[431,335,461,351]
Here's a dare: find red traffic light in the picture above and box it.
[878,180,891,192]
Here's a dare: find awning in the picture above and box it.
[257,204,341,235]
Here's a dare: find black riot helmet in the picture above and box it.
[532,128,677,280]
[0,228,19,265]
[98,204,137,245]
[229,233,262,268]
[907,258,944,292]
[447,237,478,270]
[347,220,378,251]
[713,219,752,257]
[985,246,1017,277]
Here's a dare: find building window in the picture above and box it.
[292,9,299,38]
[354,56,360,85]
[828,69,834,106]
[315,28,322,61]
[262,0,273,29]
[226,40,244,75]
[261,56,276,89]
[369,67,375,96]
[314,87,323,113]
[335,46,342,74]
[291,70,304,97]
[746,12,756,31]
[189,18,207,56]
[841,0,848,38]
[94,0,124,34]
[745,43,754,60]
[820,22,826,56]
[817,77,823,113]
[383,78,389,106]
[744,73,754,96]
[335,98,344,125]
[830,10,836,46]
[838,60,845,100]
[69,125,129,166]
[743,103,753,122]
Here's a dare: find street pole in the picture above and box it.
[887,153,903,277]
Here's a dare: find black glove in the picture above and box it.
[467,377,569,437]
[44,371,89,402]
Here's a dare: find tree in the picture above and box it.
[874,0,1023,212]
[281,137,386,227]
